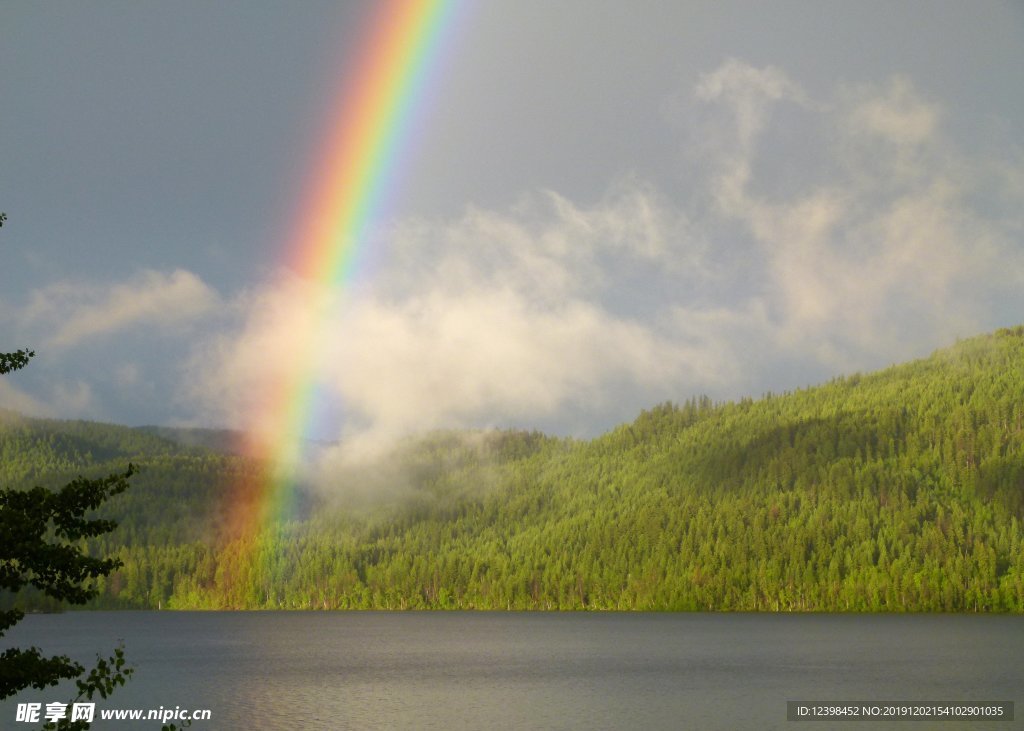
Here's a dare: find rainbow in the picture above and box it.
[216,0,464,603]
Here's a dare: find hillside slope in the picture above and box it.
[2,327,1023,611]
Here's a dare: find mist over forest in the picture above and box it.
[3,326,1023,612]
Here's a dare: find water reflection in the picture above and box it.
[2,612,1020,730]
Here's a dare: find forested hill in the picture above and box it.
[3,326,1024,611]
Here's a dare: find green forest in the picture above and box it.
[3,326,1024,612]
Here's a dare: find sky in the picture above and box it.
[2,1,1023,447]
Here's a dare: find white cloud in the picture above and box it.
[168,60,1024,470]
[4,55,1020,458]
[0,379,54,418]
[330,289,688,435]
[50,380,95,415]
[184,182,722,456]
[845,76,938,147]
[178,60,1024,471]
[0,268,223,423]
[694,60,1024,370]
[0,377,96,419]
[374,182,700,306]
[695,58,809,150]
[24,268,220,348]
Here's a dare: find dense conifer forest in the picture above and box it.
[3,327,1023,611]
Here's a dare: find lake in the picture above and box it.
[2,612,1020,730]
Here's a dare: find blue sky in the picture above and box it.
[2,1,1023,445]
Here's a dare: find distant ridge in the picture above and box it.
[132,425,245,456]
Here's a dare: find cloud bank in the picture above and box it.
[180,62,1023,463]
[1,268,220,419]
[5,61,1022,458]
[184,187,717,455]
[22,268,220,348]
[184,61,1022,457]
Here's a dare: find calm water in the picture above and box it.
[2,612,1020,730]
